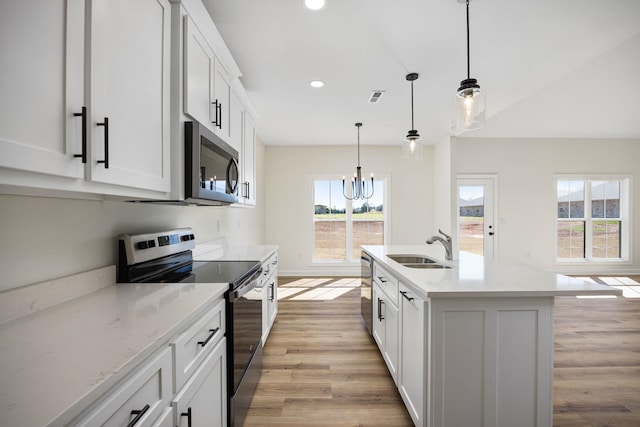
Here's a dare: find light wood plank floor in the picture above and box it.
[244,276,640,427]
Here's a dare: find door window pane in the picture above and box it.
[459,185,484,256]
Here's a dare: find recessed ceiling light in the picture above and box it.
[310,80,324,88]
[305,0,325,10]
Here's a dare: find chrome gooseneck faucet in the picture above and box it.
[426,229,453,261]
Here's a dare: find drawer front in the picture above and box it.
[173,337,227,427]
[72,347,173,427]
[172,298,225,392]
[373,263,398,305]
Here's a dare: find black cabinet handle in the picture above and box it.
[400,291,414,301]
[180,407,192,427]
[73,106,87,163]
[377,298,384,321]
[198,327,220,347]
[96,117,109,168]
[217,102,222,129]
[377,276,387,283]
[127,404,150,427]
[269,282,275,302]
[212,100,222,129]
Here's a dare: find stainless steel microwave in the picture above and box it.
[185,121,239,205]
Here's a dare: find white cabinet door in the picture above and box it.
[184,15,215,129]
[372,282,398,383]
[398,283,426,426]
[87,0,170,192]
[173,337,227,427]
[212,59,231,142]
[228,92,244,152]
[240,114,256,205]
[0,0,85,179]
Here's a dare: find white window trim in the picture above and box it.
[310,173,390,265]
[554,174,632,265]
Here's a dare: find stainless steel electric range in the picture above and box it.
[118,228,262,427]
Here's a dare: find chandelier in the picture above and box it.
[343,122,374,200]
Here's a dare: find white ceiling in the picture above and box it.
[202,0,640,146]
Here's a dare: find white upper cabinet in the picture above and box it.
[184,15,215,130]
[0,0,171,196]
[240,113,256,206]
[0,0,85,179]
[183,16,233,146]
[212,59,231,142]
[87,0,171,192]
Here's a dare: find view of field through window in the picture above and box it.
[557,179,622,260]
[313,179,384,261]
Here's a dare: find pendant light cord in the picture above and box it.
[410,80,415,129]
[466,0,471,79]
[357,124,361,166]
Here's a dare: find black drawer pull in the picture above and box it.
[127,404,150,427]
[96,117,109,168]
[198,327,220,347]
[181,407,192,427]
[269,282,275,302]
[377,275,387,283]
[400,291,414,301]
[73,106,87,163]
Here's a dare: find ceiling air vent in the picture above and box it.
[369,90,385,103]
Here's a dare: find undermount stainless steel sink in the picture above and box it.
[387,254,451,269]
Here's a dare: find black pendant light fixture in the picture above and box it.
[343,122,374,200]
[404,72,423,160]
[452,0,486,132]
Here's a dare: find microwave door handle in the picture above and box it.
[226,157,239,194]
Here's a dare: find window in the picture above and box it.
[556,177,630,263]
[313,178,386,262]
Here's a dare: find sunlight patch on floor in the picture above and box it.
[279,277,360,301]
[574,276,640,299]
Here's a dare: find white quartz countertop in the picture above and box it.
[194,244,279,263]
[363,245,622,299]
[0,279,228,427]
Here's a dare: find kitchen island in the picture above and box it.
[362,245,621,427]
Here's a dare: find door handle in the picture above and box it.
[96,117,109,168]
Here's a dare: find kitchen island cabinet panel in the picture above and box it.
[431,297,553,427]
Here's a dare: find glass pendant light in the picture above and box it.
[403,73,423,160]
[452,0,486,132]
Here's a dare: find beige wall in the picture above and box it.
[456,137,640,274]
[263,144,436,276]
[0,138,266,292]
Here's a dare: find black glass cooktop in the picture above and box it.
[178,260,261,286]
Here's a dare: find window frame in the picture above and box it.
[554,175,632,265]
[311,174,389,265]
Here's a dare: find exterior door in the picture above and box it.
[458,176,496,259]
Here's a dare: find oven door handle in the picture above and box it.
[229,268,263,302]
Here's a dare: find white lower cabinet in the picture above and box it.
[372,281,399,383]
[71,347,173,427]
[261,252,278,345]
[398,282,426,426]
[70,297,227,427]
[172,337,227,427]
